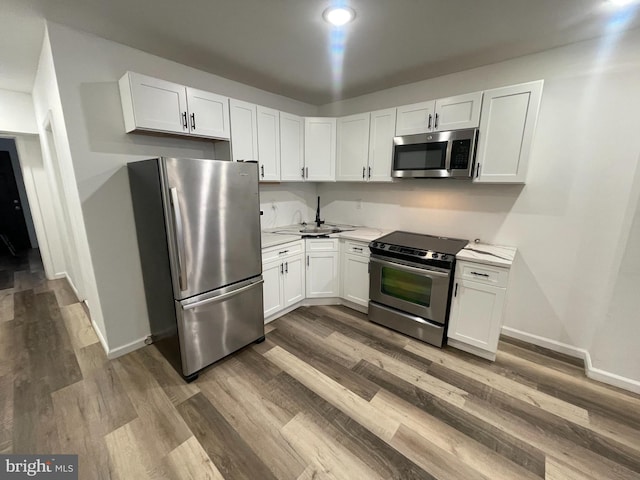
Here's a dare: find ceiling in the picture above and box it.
[1,0,639,105]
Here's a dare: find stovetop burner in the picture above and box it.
[369,231,469,268]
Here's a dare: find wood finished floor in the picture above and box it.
[2,251,640,479]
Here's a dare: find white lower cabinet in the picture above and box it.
[447,260,510,361]
[340,240,370,307]
[306,238,339,298]
[262,240,305,320]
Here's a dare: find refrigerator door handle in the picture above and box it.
[170,187,188,291]
[182,279,264,310]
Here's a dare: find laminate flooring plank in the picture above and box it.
[372,389,543,480]
[498,348,640,430]
[268,326,380,401]
[0,270,13,291]
[353,360,546,478]
[275,315,362,367]
[60,303,98,352]
[267,371,437,480]
[0,320,14,377]
[176,392,278,480]
[161,436,225,480]
[264,346,401,441]
[405,339,591,424]
[52,365,135,479]
[112,354,191,457]
[133,346,200,407]
[283,308,337,338]
[390,423,490,480]
[75,342,109,379]
[305,307,434,372]
[281,412,386,480]
[325,331,468,408]
[544,456,600,480]
[0,374,13,453]
[425,362,640,474]
[198,366,307,479]
[264,322,277,334]
[104,418,154,480]
[12,373,59,454]
[20,290,82,392]
[0,290,14,324]
[462,391,640,480]
[500,335,586,368]
[235,344,282,382]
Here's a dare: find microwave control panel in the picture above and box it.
[450,139,471,169]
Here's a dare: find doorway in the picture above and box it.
[0,141,37,255]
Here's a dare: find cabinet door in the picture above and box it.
[474,80,543,184]
[262,260,284,318]
[395,100,435,135]
[257,106,281,181]
[341,253,369,307]
[306,252,339,298]
[368,108,397,182]
[280,112,305,181]
[230,99,259,162]
[448,278,506,353]
[186,88,230,139]
[434,91,482,131]
[283,254,305,307]
[336,113,370,182]
[304,117,336,181]
[124,72,188,134]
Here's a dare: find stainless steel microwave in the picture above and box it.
[392,128,478,178]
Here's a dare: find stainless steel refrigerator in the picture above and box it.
[128,157,264,381]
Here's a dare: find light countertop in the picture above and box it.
[261,224,390,249]
[456,243,517,268]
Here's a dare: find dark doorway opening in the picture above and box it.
[0,149,32,254]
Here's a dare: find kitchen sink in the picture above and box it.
[299,226,343,235]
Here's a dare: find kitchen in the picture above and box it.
[1,1,640,478]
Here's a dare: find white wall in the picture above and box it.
[43,22,318,356]
[32,28,107,346]
[259,183,318,229]
[319,29,640,386]
[0,89,38,134]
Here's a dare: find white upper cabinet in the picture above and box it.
[336,113,371,182]
[230,99,258,162]
[256,106,281,181]
[474,80,543,184]
[395,101,435,136]
[395,92,482,135]
[119,72,230,139]
[434,92,483,131]
[186,88,230,139]
[368,108,397,182]
[304,117,336,181]
[280,112,305,182]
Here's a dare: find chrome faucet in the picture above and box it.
[315,196,324,228]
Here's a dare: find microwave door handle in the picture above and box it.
[444,140,454,172]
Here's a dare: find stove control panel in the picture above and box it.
[370,242,451,263]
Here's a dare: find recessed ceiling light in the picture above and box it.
[323,7,356,26]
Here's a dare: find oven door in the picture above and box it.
[369,255,451,325]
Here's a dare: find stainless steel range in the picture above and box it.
[368,231,469,347]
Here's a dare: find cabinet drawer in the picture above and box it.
[456,261,509,287]
[343,240,370,258]
[262,240,304,263]
[306,238,339,252]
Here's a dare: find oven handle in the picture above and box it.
[370,256,450,278]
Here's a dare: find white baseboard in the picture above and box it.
[106,336,148,360]
[501,326,640,394]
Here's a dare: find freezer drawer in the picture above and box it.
[176,277,264,376]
